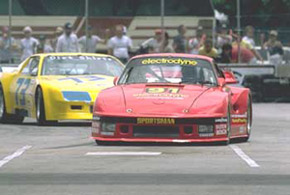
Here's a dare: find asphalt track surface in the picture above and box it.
[0,103,290,195]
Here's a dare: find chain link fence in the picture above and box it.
[0,0,289,66]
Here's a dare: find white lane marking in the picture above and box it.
[0,145,32,168]
[86,152,162,156]
[230,145,260,168]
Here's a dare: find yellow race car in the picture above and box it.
[0,53,124,125]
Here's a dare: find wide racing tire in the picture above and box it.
[36,87,57,126]
[0,84,24,124]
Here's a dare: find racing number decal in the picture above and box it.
[15,78,24,105]
[58,76,105,83]
[167,88,180,94]
[146,87,180,94]
[15,78,31,106]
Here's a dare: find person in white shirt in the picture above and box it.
[107,25,132,63]
[0,26,18,63]
[51,27,63,51]
[141,29,163,53]
[216,24,233,50]
[37,35,53,53]
[78,26,107,53]
[242,25,263,62]
[56,22,80,53]
[20,26,39,61]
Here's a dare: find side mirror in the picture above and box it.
[218,77,226,87]
[113,77,119,86]
[223,70,238,84]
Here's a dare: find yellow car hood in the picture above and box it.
[39,74,114,91]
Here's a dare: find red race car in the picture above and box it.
[92,53,252,145]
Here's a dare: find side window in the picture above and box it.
[21,57,40,76]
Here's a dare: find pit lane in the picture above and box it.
[0,103,290,195]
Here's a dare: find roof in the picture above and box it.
[130,53,214,62]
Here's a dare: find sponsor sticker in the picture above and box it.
[216,129,227,135]
[232,118,247,124]
[215,118,228,123]
[141,58,197,66]
[199,133,214,137]
[137,118,175,125]
[48,56,112,61]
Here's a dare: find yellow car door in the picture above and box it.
[10,56,40,117]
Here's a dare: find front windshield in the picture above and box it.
[119,57,217,85]
[42,56,123,76]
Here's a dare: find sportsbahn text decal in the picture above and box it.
[137,118,175,125]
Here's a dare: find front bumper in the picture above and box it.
[46,101,94,120]
[91,116,230,143]
[92,137,229,143]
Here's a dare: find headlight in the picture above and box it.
[101,122,116,136]
[198,125,214,137]
[92,115,101,134]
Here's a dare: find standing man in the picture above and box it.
[56,22,80,53]
[20,26,39,61]
[141,29,163,53]
[107,24,132,64]
[263,30,284,65]
[78,26,108,53]
[51,27,63,51]
[198,39,218,59]
[216,24,233,51]
[173,25,187,53]
[242,25,263,62]
[37,35,53,53]
[0,26,17,63]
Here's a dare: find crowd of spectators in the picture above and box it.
[138,24,284,65]
[0,22,285,64]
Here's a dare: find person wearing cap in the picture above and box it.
[107,24,132,64]
[20,26,39,61]
[264,30,284,65]
[37,35,53,53]
[56,22,80,53]
[0,26,18,63]
[141,29,164,53]
[78,26,108,53]
[173,25,187,53]
[216,24,233,51]
[51,27,63,51]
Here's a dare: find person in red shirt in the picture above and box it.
[231,45,255,64]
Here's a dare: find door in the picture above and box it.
[11,56,40,117]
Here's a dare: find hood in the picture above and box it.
[121,84,212,116]
[40,74,114,91]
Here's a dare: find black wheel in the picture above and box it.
[0,84,24,124]
[36,87,56,126]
